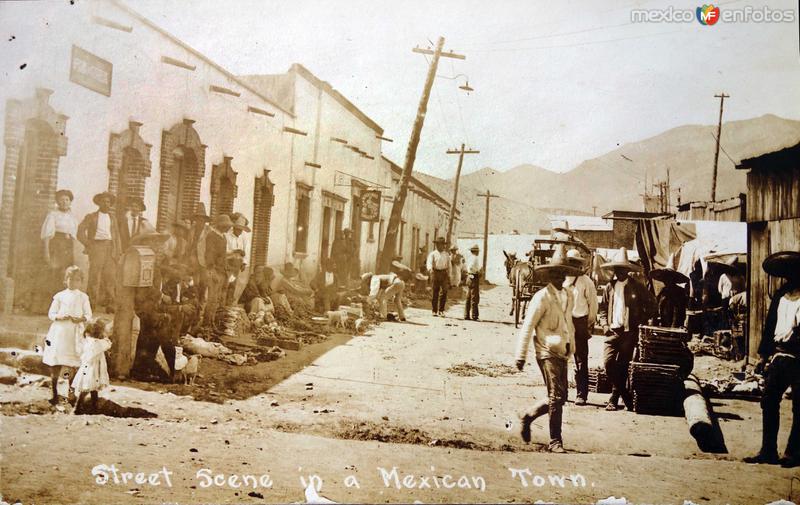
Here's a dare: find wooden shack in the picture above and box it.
[736,142,800,358]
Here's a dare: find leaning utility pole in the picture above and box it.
[477,190,499,275]
[710,92,729,202]
[445,144,479,246]
[378,37,465,273]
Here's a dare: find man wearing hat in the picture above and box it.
[745,251,800,468]
[77,192,121,311]
[202,214,233,327]
[119,197,152,251]
[563,248,598,406]
[426,236,451,316]
[225,212,252,305]
[601,247,657,411]
[515,244,579,453]
[650,267,689,328]
[464,244,482,321]
[364,261,412,321]
[331,228,356,288]
[449,245,464,297]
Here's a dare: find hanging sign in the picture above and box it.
[70,45,113,97]
[360,190,382,222]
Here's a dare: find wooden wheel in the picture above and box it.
[514,293,522,328]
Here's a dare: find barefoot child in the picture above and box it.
[42,265,92,405]
[72,318,113,413]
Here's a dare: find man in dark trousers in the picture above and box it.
[77,192,121,312]
[202,214,232,328]
[563,249,598,406]
[601,248,656,411]
[426,236,450,316]
[330,228,355,288]
[464,244,482,321]
[118,197,152,251]
[745,251,800,468]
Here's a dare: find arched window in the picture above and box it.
[251,169,275,267]
[156,119,206,230]
[210,156,237,218]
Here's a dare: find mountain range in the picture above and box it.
[415,114,800,235]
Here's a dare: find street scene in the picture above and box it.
[1,0,799,504]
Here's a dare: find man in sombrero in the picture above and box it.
[601,247,656,411]
[745,251,800,468]
[515,244,579,453]
[77,192,121,312]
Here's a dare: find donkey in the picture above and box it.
[503,251,533,316]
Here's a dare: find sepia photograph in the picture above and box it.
[0,0,799,503]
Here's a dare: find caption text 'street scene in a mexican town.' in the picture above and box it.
[1,0,799,503]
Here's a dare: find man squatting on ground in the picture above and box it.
[515,244,579,453]
[363,261,413,321]
[745,251,800,468]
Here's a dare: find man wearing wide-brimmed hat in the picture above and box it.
[745,251,800,468]
[464,244,482,321]
[119,197,153,251]
[202,214,233,327]
[426,236,451,316]
[225,212,252,305]
[563,248,597,406]
[650,267,689,328]
[515,244,580,453]
[77,191,121,311]
[601,247,657,411]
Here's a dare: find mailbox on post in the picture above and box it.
[122,246,155,287]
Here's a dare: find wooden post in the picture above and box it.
[110,255,136,378]
[710,92,729,202]
[445,144,479,247]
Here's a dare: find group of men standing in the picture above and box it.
[425,236,482,320]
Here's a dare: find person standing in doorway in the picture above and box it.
[426,236,450,316]
[563,249,598,406]
[41,189,78,299]
[330,228,355,288]
[464,244,482,321]
[77,192,121,312]
[515,244,579,453]
[601,248,656,411]
[745,251,800,468]
[225,213,252,305]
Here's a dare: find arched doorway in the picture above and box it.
[108,120,153,216]
[0,89,68,314]
[156,119,206,231]
[210,156,238,219]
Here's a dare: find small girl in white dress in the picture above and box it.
[42,266,92,405]
[72,318,113,413]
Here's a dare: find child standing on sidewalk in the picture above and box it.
[42,265,92,405]
[72,318,112,413]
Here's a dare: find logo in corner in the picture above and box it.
[697,4,721,25]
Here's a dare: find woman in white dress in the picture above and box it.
[42,266,92,404]
[41,189,78,303]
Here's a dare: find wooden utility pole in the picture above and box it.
[477,190,499,274]
[710,92,729,202]
[378,37,466,272]
[445,144,479,246]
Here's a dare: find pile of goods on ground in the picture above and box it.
[589,366,612,394]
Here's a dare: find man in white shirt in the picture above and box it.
[515,244,579,453]
[363,262,412,321]
[563,249,598,405]
[745,251,800,468]
[225,213,252,305]
[77,192,121,312]
[464,245,482,320]
[426,237,450,316]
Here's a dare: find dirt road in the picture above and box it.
[1,286,795,504]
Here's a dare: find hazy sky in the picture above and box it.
[15,0,800,178]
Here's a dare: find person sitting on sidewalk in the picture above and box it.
[515,244,580,453]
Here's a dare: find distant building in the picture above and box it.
[676,194,746,222]
[601,210,674,250]
[548,215,614,249]
[736,141,800,359]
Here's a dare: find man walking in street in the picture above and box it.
[202,214,232,328]
[77,192,121,312]
[563,249,597,406]
[464,244,482,321]
[601,248,656,411]
[515,244,579,453]
[426,236,450,316]
[745,251,800,468]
